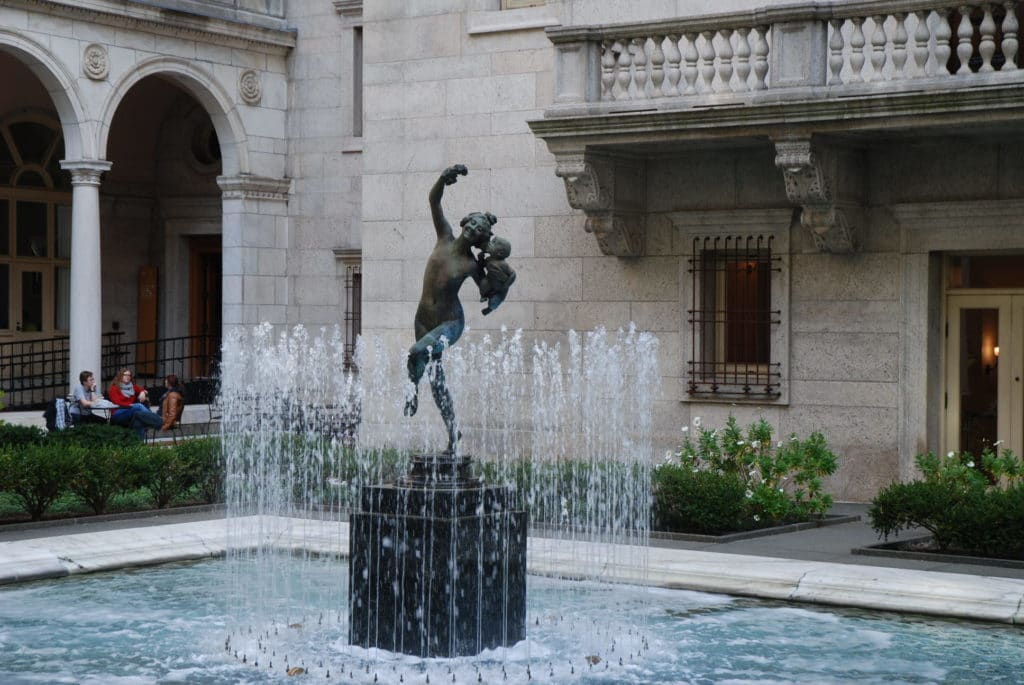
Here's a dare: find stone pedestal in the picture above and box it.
[348,453,527,658]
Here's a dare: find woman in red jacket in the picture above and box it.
[109,368,162,438]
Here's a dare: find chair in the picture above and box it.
[205,400,223,436]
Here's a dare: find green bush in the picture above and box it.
[0,422,47,449]
[46,423,140,449]
[658,416,838,532]
[869,448,1024,559]
[0,443,80,520]
[652,464,747,534]
[136,446,197,509]
[68,444,143,514]
[173,438,223,504]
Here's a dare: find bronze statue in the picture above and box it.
[405,165,513,453]
[478,235,516,315]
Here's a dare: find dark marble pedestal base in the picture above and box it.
[348,453,527,658]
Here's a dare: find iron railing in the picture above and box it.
[0,333,220,410]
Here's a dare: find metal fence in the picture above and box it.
[0,332,220,410]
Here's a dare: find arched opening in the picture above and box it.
[104,74,223,388]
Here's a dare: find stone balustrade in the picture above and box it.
[546,0,1021,108]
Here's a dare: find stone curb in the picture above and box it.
[1,518,1022,625]
[852,536,1024,571]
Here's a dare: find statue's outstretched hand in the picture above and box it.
[442,164,468,185]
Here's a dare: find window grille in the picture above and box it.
[344,264,361,370]
[688,235,781,398]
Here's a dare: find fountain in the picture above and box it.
[218,166,657,675]
[349,164,526,657]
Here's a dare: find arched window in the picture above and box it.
[0,112,72,335]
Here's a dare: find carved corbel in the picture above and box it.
[774,138,861,253]
[554,153,645,257]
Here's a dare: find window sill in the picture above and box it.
[341,138,363,154]
[466,6,560,35]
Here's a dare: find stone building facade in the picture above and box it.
[4,0,1024,500]
[361,0,1024,501]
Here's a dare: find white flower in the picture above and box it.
[753,515,760,522]
[751,440,760,448]
[994,440,1004,447]
[966,461,975,468]
[947,451,955,458]
[745,489,754,499]
[681,426,689,433]
[663,450,673,462]
[778,488,784,493]
[692,467,700,473]
[776,441,783,448]
[737,440,745,446]
[692,416,702,428]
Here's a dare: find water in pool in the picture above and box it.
[0,558,1021,684]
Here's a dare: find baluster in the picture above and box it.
[601,40,617,100]
[957,5,975,74]
[829,18,845,85]
[850,17,866,82]
[665,34,682,95]
[683,32,700,94]
[650,35,666,96]
[734,27,751,92]
[718,29,735,92]
[1004,1,1020,70]
[632,37,649,98]
[616,39,633,99]
[979,4,998,70]
[893,13,909,78]
[699,30,717,92]
[913,10,932,76]
[936,9,954,74]
[753,26,769,90]
[870,15,888,80]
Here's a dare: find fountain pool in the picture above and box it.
[1,557,1022,684]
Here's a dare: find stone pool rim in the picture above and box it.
[1,517,1022,626]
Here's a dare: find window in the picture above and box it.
[344,263,361,370]
[353,26,363,138]
[0,114,72,335]
[688,235,782,399]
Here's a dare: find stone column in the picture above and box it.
[60,159,111,391]
[217,174,292,330]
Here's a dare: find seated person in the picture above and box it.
[69,369,107,426]
[158,373,186,430]
[108,367,162,438]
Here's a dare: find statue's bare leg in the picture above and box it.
[404,319,464,417]
[427,362,459,453]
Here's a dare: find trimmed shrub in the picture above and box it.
[652,464,747,534]
[0,443,81,520]
[46,423,140,450]
[869,449,1024,559]
[69,444,143,515]
[657,415,838,532]
[173,438,223,504]
[0,423,47,449]
[137,446,197,509]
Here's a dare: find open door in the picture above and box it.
[188,236,221,378]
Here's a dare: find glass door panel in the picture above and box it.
[18,269,44,332]
[958,307,999,454]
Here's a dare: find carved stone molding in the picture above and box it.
[217,174,291,201]
[82,43,109,80]
[333,0,363,17]
[774,138,861,253]
[60,159,112,186]
[554,153,645,257]
[238,69,262,105]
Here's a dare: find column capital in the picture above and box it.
[60,159,112,186]
[217,174,292,201]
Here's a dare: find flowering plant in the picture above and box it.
[671,415,837,525]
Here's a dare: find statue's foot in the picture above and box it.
[404,393,418,417]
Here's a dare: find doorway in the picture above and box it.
[188,235,221,378]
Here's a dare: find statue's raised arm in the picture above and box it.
[430,164,468,241]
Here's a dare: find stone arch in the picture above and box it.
[99,56,249,176]
[0,29,91,160]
